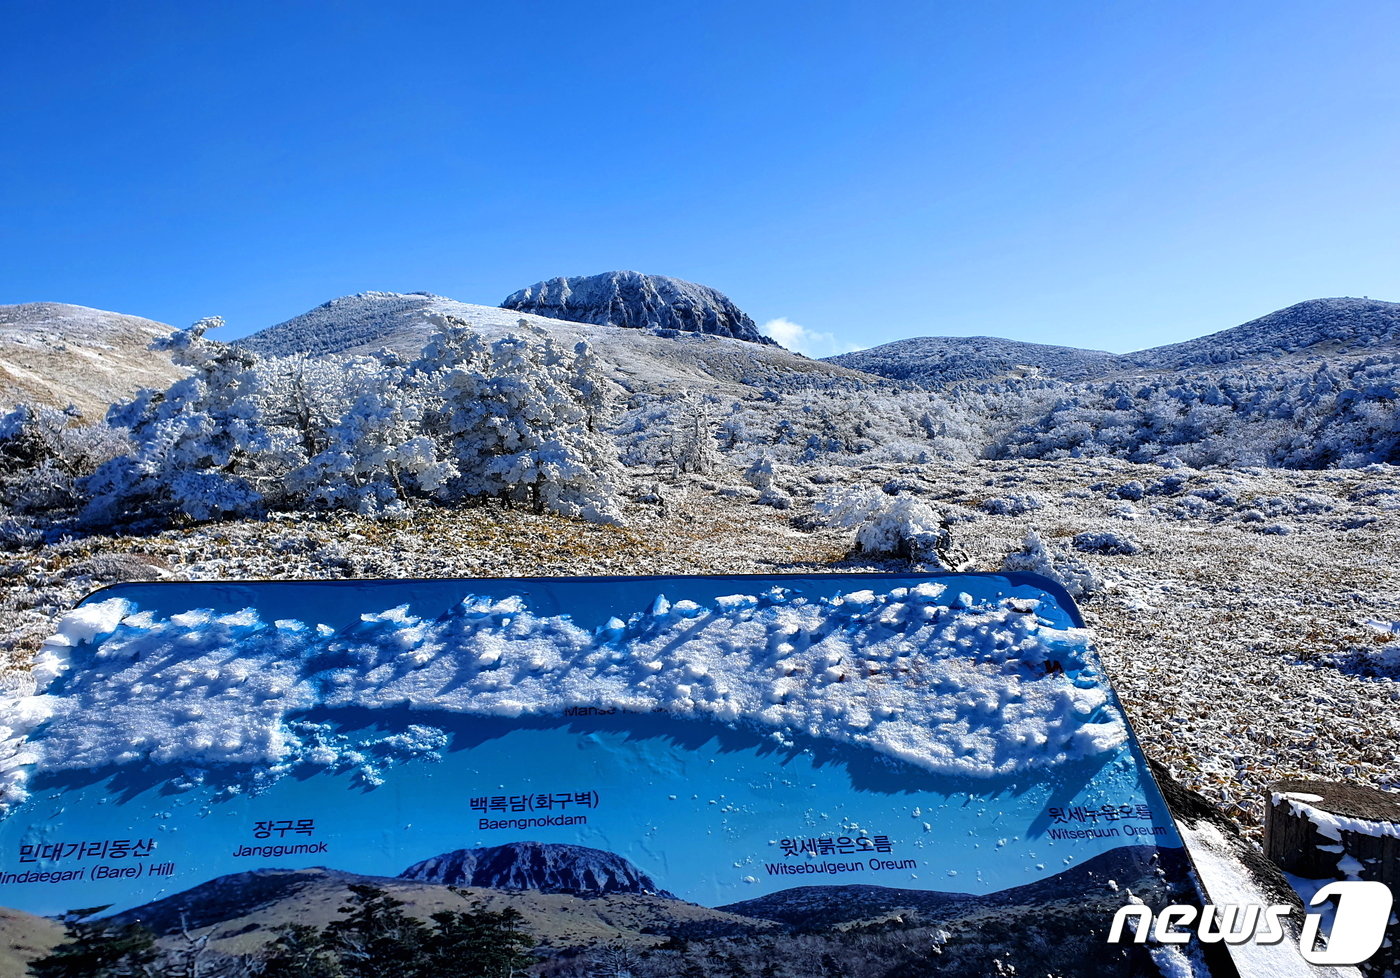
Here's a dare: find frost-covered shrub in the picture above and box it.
[1146,474,1190,496]
[990,358,1400,469]
[1254,493,1335,517]
[744,454,777,490]
[756,486,793,510]
[814,485,891,529]
[1072,530,1142,556]
[1107,481,1145,501]
[0,516,43,549]
[81,317,282,526]
[853,497,953,566]
[1189,484,1239,507]
[1001,530,1101,599]
[815,486,952,566]
[0,403,129,519]
[617,385,982,470]
[981,494,1042,516]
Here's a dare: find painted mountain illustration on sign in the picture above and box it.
[399,841,675,897]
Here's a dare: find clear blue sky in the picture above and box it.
[2,0,1397,355]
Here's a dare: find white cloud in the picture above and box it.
[760,318,863,358]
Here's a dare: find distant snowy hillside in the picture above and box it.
[825,297,1400,389]
[1131,297,1400,370]
[0,302,183,419]
[236,291,865,395]
[827,336,1127,385]
[501,270,774,344]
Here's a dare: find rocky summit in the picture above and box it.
[398,841,675,897]
[501,270,773,345]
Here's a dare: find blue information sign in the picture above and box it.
[0,573,1226,976]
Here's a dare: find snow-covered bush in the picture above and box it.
[0,403,128,519]
[1071,530,1142,555]
[756,486,793,510]
[814,485,892,528]
[990,358,1400,469]
[818,487,958,568]
[81,317,280,526]
[981,494,1042,516]
[1001,529,1102,599]
[852,496,956,566]
[744,454,777,490]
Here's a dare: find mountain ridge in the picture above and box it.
[231,290,864,396]
[4,293,1397,414]
[827,297,1400,387]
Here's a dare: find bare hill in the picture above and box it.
[0,907,62,978]
[0,303,183,419]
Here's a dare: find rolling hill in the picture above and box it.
[0,303,184,419]
[827,297,1400,388]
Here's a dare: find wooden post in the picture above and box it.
[1265,779,1400,977]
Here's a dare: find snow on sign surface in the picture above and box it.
[0,574,1224,977]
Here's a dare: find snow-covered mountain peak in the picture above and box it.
[502,270,774,345]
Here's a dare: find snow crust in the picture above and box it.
[1179,820,1362,978]
[1271,792,1400,841]
[3,585,1127,812]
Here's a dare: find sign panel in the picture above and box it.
[0,573,1224,976]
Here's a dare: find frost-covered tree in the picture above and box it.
[286,354,455,517]
[473,336,623,521]
[80,317,286,526]
[665,392,721,476]
[67,313,625,528]
[410,317,623,522]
